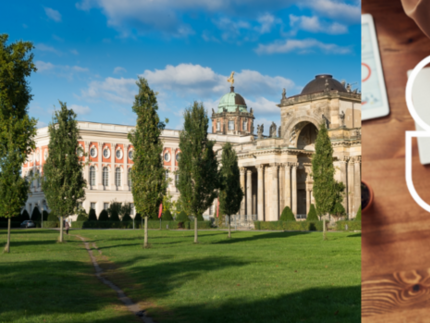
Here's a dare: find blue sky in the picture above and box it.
[1,0,361,133]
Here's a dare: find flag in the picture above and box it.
[158,203,163,219]
[216,199,220,218]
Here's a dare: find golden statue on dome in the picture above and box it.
[227,71,235,85]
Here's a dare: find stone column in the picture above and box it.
[284,163,291,209]
[353,157,362,218]
[84,142,90,187]
[271,164,279,221]
[246,169,252,219]
[292,163,298,216]
[239,167,246,216]
[339,157,348,212]
[347,157,355,216]
[98,142,103,190]
[257,165,264,221]
[111,143,115,190]
[306,189,311,215]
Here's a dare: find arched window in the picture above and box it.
[128,168,132,190]
[102,167,109,187]
[115,167,121,187]
[89,166,96,187]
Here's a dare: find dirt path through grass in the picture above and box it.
[75,234,155,323]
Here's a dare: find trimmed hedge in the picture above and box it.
[72,220,212,229]
[336,220,361,231]
[280,206,295,221]
[0,221,22,228]
[307,204,318,221]
[254,221,323,231]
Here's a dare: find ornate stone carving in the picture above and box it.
[324,78,330,93]
[270,122,277,138]
[322,114,331,129]
[339,110,345,128]
[257,124,264,139]
[278,125,282,138]
[227,71,235,85]
[346,83,351,92]
[289,125,298,144]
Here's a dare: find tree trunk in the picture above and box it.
[194,216,198,243]
[4,218,11,253]
[228,215,231,239]
[323,219,326,240]
[144,216,148,248]
[59,216,64,242]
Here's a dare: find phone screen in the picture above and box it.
[362,22,383,110]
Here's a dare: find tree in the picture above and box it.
[31,207,41,221]
[280,206,296,221]
[122,213,133,222]
[0,34,38,253]
[355,205,361,221]
[177,102,219,243]
[128,77,167,248]
[107,202,121,221]
[88,208,97,221]
[119,203,132,220]
[307,204,318,221]
[311,122,337,220]
[218,142,243,238]
[41,102,86,242]
[331,182,346,219]
[42,210,49,221]
[20,210,30,221]
[176,211,189,223]
[98,209,109,221]
[162,210,173,221]
[47,211,58,222]
[76,208,87,221]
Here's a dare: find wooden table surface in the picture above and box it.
[362,1,430,321]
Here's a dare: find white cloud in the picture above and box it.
[69,104,91,115]
[35,61,55,72]
[80,77,136,105]
[44,7,62,22]
[303,0,360,24]
[70,49,79,55]
[113,66,127,74]
[36,121,48,129]
[256,13,280,34]
[289,15,347,34]
[255,38,351,55]
[35,61,89,80]
[35,43,62,56]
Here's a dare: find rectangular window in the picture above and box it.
[228,120,234,130]
[104,203,109,210]
[243,121,247,131]
[90,202,96,210]
[217,122,220,131]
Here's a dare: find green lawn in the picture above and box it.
[0,229,361,323]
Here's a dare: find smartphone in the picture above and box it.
[361,13,390,120]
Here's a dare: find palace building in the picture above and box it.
[22,74,361,222]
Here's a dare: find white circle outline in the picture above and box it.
[90,146,97,158]
[164,152,170,162]
[116,149,123,159]
[406,55,430,132]
[103,148,110,159]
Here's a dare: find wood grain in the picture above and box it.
[362,0,430,321]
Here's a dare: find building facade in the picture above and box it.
[22,74,361,221]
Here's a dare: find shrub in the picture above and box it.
[122,213,132,221]
[176,211,189,222]
[254,221,323,231]
[31,207,42,221]
[21,210,30,221]
[109,209,120,221]
[162,210,173,221]
[336,220,361,231]
[134,213,142,222]
[88,208,97,221]
[307,204,318,221]
[355,205,361,221]
[98,210,109,221]
[42,210,49,221]
[47,211,58,222]
[76,208,87,221]
[280,206,295,221]
[196,213,204,221]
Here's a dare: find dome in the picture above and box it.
[301,74,346,95]
[217,87,247,113]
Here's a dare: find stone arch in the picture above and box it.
[283,116,321,148]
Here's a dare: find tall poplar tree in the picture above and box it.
[128,77,167,248]
[311,122,336,219]
[177,102,219,243]
[219,142,243,239]
[0,34,37,253]
[42,102,86,242]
